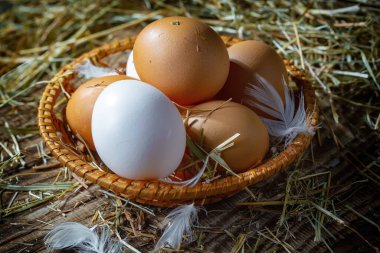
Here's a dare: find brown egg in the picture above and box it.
[133,16,229,105]
[217,40,287,116]
[187,100,269,173]
[66,75,130,150]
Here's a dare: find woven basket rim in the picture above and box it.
[38,35,318,207]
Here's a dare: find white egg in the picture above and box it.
[92,80,186,180]
[126,51,140,80]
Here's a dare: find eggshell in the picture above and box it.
[133,16,229,105]
[92,80,186,180]
[187,100,269,173]
[217,40,287,116]
[126,51,140,80]
[66,75,130,150]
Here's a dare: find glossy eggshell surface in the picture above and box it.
[187,100,269,173]
[217,40,287,109]
[91,80,186,180]
[133,16,229,105]
[66,75,129,150]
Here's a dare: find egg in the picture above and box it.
[187,100,269,173]
[217,40,287,116]
[126,51,140,80]
[66,75,130,150]
[92,80,186,180]
[133,16,230,105]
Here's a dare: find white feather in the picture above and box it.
[155,204,199,251]
[161,156,209,187]
[242,74,315,147]
[44,222,123,253]
[160,133,240,187]
[76,60,117,79]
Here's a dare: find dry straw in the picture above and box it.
[38,36,318,207]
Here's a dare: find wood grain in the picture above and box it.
[1,28,379,253]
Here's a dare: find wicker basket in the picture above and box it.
[38,36,318,207]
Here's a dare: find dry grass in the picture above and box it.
[0,0,379,252]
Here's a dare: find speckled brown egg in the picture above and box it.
[187,100,269,173]
[66,75,130,150]
[217,40,287,116]
[133,16,230,105]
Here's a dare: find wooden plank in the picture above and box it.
[1,26,379,253]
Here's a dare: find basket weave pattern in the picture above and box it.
[38,36,318,207]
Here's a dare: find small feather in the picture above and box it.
[161,156,209,187]
[155,204,199,251]
[76,60,117,79]
[242,74,315,147]
[44,222,123,253]
[160,133,240,187]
